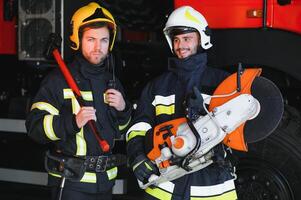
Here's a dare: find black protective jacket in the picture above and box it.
[26,54,132,193]
[126,53,237,199]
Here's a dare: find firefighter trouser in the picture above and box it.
[51,187,112,200]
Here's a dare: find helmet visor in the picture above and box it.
[164,26,197,38]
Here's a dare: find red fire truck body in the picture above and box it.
[175,0,301,34]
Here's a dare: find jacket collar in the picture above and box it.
[74,53,107,80]
[168,52,207,79]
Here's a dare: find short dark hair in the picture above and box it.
[78,21,110,41]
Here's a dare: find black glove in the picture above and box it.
[132,154,159,183]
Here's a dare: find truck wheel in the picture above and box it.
[234,105,301,200]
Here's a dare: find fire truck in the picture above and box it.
[0,0,301,199]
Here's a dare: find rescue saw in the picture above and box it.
[139,68,284,189]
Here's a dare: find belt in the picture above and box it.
[85,154,127,173]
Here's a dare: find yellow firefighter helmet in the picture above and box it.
[69,2,116,51]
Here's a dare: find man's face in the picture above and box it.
[172,32,200,59]
[81,26,110,65]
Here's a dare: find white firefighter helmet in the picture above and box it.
[69,2,116,51]
[163,6,212,53]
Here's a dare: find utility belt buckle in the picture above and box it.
[96,156,108,172]
[45,151,86,181]
[87,155,108,173]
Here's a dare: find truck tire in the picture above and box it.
[234,105,301,200]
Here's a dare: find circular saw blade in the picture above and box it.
[244,76,284,143]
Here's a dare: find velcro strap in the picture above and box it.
[85,154,127,172]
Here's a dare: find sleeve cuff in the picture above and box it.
[116,101,132,123]
[64,113,81,135]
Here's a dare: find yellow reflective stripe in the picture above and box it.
[145,162,153,171]
[43,115,60,141]
[155,104,175,116]
[76,128,86,156]
[80,91,93,101]
[63,89,74,98]
[152,95,175,116]
[103,93,108,104]
[49,172,97,183]
[106,167,118,180]
[145,187,172,200]
[63,89,93,101]
[64,89,79,114]
[31,102,59,115]
[71,98,80,114]
[191,179,236,196]
[152,95,175,106]
[126,130,147,142]
[191,190,237,200]
[64,89,92,114]
[50,169,119,184]
[49,172,60,178]
[126,122,151,141]
[145,181,174,199]
[119,117,131,131]
[80,172,97,183]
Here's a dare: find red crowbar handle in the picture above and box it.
[45,34,110,152]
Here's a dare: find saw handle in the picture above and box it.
[138,174,159,189]
[237,62,243,92]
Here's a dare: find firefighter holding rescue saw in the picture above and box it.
[26,2,132,200]
[126,6,237,200]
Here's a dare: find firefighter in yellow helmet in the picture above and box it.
[126,6,237,199]
[26,2,132,200]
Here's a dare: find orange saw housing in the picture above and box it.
[209,68,262,152]
[147,118,187,162]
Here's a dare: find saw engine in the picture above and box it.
[139,68,284,189]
